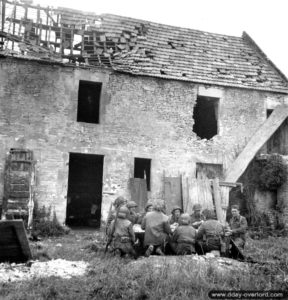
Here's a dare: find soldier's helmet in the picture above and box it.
[114,196,127,209]
[179,213,191,225]
[171,206,183,214]
[118,206,130,218]
[127,201,138,208]
[153,199,165,212]
[192,204,202,211]
[205,209,217,220]
[145,202,153,212]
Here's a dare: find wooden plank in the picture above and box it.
[13,220,32,260]
[213,178,224,224]
[59,24,63,54]
[12,3,16,49]
[129,178,147,213]
[1,0,5,37]
[70,28,74,55]
[164,177,182,214]
[181,176,189,212]
[225,105,288,182]
[220,186,230,223]
[0,220,32,263]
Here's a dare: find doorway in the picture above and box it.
[66,153,104,228]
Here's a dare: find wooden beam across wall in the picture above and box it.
[225,105,288,183]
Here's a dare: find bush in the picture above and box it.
[253,154,287,191]
[32,203,69,237]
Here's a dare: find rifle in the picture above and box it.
[105,206,120,253]
[105,202,113,236]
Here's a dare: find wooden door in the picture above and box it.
[164,177,182,215]
[2,149,35,219]
[129,178,147,213]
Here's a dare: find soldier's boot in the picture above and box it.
[155,247,164,256]
[145,245,154,257]
[114,249,122,257]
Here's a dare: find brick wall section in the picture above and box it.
[0,57,287,223]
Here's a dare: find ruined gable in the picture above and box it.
[1,1,288,93]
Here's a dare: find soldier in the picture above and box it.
[145,202,153,213]
[228,205,248,250]
[190,204,205,229]
[168,206,182,225]
[107,206,137,258]
[106,196,127,234]
[196,209,225,254]
[126,201,141,225]
[141,200,172,257]
[172,213,197,255]
[136,202,153,225]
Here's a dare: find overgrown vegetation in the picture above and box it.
[232,154,288,234]
[252,154,288,191]
[31,202,69,238]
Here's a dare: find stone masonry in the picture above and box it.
[0,57,287,223]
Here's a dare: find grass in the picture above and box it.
[1,230,288,300]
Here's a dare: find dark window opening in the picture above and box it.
[134,158,151,191]
[77,80,102,124]
[66,153,104,228]
[193,96,219,139]
[267,109,273,118]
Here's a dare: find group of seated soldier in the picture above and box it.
[106,197,247,259]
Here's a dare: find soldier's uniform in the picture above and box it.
[190,212,205,229]
[136,202,153,225]
[108,206,136,258]
[106,196,127,234]
[141,200,172,256]
[172,213,197,255]
[196,210,225,254]
[168,206,182,225]
[229,215,248,249]
[190,204,205,229]
[127,201,141,225]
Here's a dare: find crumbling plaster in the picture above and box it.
[0,57,287,223]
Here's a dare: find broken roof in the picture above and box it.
[1,1,288,93]
[100,14,288,93]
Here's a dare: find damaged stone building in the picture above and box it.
[0,1,288,227]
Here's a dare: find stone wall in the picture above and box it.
[0,57,286,223]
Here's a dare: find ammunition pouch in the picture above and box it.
[120,236,132,243]
[113,236,132,243]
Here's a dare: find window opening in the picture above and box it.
[267,109,273,118]
[77,80,102,124]
[134,158,151,191]
[193,96,219,139]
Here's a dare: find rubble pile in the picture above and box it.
[128,254,249,277]
[0,259,88,282]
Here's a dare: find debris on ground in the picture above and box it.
[128,254,249,277]
[0,259,88,282]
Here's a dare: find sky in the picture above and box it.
[33,0,288,78]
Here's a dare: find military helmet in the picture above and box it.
[145,202,153,212]
[192,204,202,211]
[171,206,182,214]
[127,201,138,208]
[153,199,165,212]
[205,209,217,220]
[114,196,127,208]
[179,213,190,225]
